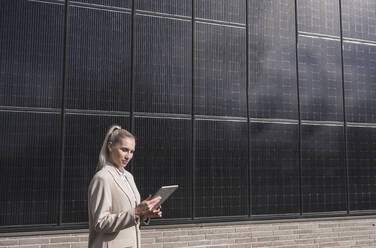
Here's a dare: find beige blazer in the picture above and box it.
[88,162,145,248]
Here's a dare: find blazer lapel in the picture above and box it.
[104,163,137,207]
[124,172,141,204]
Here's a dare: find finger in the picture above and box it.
[144,194,152,201]
[149,196,161,204]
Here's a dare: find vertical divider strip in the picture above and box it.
[58,0,70,225]
[191,0,196,220]
[338,0,350,214]
[130,0,136,174]
[294,0,303,216]
[245,0,251,218]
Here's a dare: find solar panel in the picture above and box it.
[136,0,191,16]
[134,117,192,219]
[251,122,299,215]
[195,120,248,217]
[347,126,376,211]
[66,6,132,111]
[62,114,129,223]
[297,0,340,36]
[0,112,61,225]
[195,22,247,117]
[248,0,298,120]
[298,36,344,122]
[195,0,246,24]
[72,0,131,9]
[134,15,192,114]
[0,0,64,108]
[343,42,376,123]
[342,0,376,41]
[301,125,346,213]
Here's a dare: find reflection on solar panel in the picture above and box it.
[343,42,376,123]
[298,36,344,122]
[195,23,246,117]
[248,0,298,120]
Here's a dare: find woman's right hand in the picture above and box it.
[134,195,162,219]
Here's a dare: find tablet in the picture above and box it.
[151,185,178,210]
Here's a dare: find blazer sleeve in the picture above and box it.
[88,175,137,233]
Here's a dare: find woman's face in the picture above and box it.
[108,137,135,170]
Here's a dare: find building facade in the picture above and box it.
[1,0,376,236]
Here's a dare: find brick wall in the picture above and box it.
[1,216,376,248]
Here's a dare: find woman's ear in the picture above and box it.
[107,142,113,153]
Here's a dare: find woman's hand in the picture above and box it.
[135,195,163,219]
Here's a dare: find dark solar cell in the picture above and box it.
[195,0,246,24]
[298,36,344,122]
[195,23,246,117]
[343,42,376,123]
[347,127,376,211]
[66,6,131,111]
[297,0,340,36]
[0,0,64,108]
[136,0,192,16]
[71,0,131,9]
[133,117,192,219]
[301,125,346,213]
[248,0,298,120]
[251,123,299,215]
[195,120,248,217]
[342,0,376,42]
[134,15,192,114]
[0,112,61,225]
[62,114,129,223]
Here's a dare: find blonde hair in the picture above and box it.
[97,125,135,171]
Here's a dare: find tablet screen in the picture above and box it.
[151,185,178,210]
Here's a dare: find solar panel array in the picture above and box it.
[1,0,376,230]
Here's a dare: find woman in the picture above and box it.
[88,125,162,248]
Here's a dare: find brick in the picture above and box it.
[251,231,273,237]
[70,242,87,248]
[79,236,88,242]
[256,236,278,242]
[162,241,188,248]
[0,239,19,246]
[211,239,235,245]
[206,234,228,240]
[278,225,299,230]
[204,228,234,234]
[251,241,273,247]
[235,237,255,244]
[228,244,252,248]
[141,244,163,248]
[228,232,252,239]
[19,238,49,245]
[142,231,162,238]
[50,237,80,243]
[17,245,41,248]
[41,244,70,248]
[162,230,188,237]
[140,237,154,244]
[187,240,211,246]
